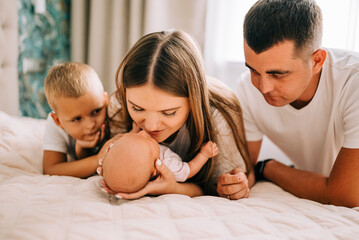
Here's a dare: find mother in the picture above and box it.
[102,30,254,199]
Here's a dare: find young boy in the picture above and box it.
[43,62,108,178]
[100,128,218,194]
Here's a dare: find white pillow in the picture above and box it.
[0,111,46,179]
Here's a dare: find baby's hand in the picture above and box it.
[200,141,218,158]
[130,122,141,133]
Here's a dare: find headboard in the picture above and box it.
[0,0,19,116]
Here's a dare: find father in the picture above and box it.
[235,0,359,207]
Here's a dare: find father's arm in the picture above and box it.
[255,144,359,208]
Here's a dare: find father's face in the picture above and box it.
[243,40,317,108]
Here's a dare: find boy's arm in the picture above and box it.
[45,133,124,178]
[187,141,218,179]
[43,150,99,178]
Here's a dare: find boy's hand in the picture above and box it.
[199,141,218,158]
[76,124,106,149]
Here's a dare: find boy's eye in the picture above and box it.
[72,117,82,122]
[92,108,103,116]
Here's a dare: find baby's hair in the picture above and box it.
[44,62,103,111]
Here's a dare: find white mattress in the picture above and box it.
[1,111,358,239]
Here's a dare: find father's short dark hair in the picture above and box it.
[244,0,322,56]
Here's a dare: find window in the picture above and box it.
[205,0,359,64]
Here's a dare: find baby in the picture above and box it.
[101,130,218,193]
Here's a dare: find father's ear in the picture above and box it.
[50,112,64,129]
[312,49,327,74]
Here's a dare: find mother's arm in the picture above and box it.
[102,159,203,199]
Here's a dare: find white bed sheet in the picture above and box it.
[1,111,359,239]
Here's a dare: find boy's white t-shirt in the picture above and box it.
[236,48,359,175]
[43,113,77,162]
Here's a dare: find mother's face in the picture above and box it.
[126,83,190,143]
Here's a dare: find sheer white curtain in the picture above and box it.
[71,0,207,93]
[204,0,359,89]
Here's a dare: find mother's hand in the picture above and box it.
[217,168,249,200]
[100,159,178,199]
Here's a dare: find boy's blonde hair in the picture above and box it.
[44,62,103,111]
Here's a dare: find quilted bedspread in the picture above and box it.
[1,111,358,239]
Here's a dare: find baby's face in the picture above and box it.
[52,87,108,142]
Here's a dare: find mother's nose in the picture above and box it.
[143,115,160,132]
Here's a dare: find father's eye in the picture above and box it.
[132,106,143,112]
[249,68,259,75]
[271,73,282,79]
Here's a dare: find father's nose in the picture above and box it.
[259,76,274,94]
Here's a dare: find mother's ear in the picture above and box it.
[312,49,327,74]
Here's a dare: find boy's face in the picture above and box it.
[51,87,108,142]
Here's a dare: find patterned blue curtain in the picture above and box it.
[18,0,71,118]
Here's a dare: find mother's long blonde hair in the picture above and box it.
[111,30,251,194]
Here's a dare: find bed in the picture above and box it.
[1,2,359,239]
[1,111,359,239]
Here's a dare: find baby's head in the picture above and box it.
[102,130,160,193]
[44,62,108,141]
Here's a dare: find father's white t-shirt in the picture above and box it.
[236,48,359,175]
